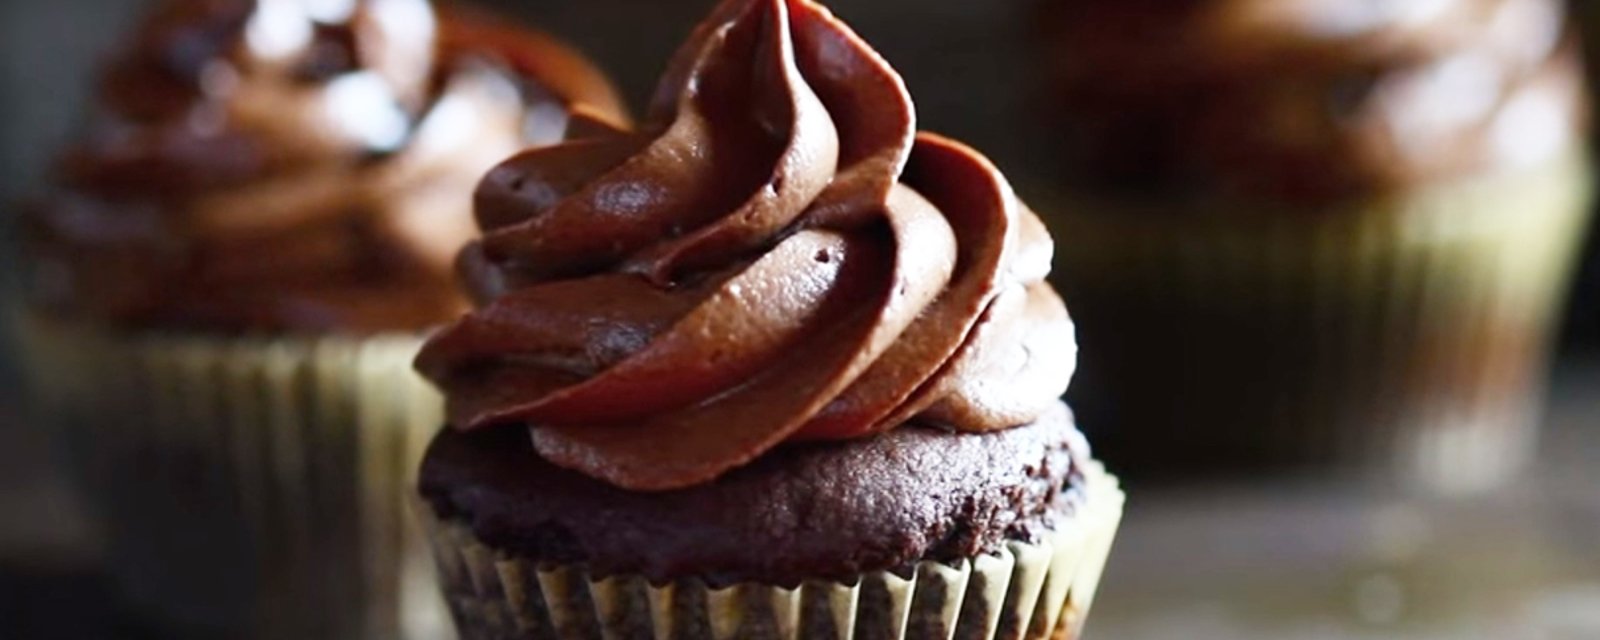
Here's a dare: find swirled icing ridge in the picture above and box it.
[417,0,1075,490]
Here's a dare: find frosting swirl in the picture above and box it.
[26,0,627,333]
[1036,0,1588,201]
[416,0,1075,490]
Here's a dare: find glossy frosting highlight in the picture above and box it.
[1037,0,1588,201]
[27,0,627,333]
[416,0,1075,490]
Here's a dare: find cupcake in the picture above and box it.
[411,1,1124,639]
[1032,0,1594,491]
[15,0,626,636]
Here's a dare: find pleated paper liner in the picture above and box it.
[13,314,452,640]
[416,463,1124,640]
[1046,154,1594,493]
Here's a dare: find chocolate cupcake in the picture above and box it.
[412,0,1123,639]
[1032,0,1594,491]
[14,0,626,637]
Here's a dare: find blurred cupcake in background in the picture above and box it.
[1032,0,1593,491]
[14,0,625,636]
[412,1,1123,638]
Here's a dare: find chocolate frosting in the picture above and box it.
[416,0,1076,490]
[1037,0,1589,201]
[25,0,627,333]
[420,401,1089,586]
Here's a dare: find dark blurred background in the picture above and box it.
[0,1,1597,639]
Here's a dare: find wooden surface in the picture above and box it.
[0,361,1596,639]
[1089,361,1600,640]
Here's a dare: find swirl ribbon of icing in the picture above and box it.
[28,0,626,332]
[1037,0,1587,200]
[416,0,1076,490]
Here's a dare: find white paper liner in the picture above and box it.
[13,315,451,640]
[1047,154,1595,493]
[417,463,1124,640]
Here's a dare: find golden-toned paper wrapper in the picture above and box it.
[14,315,451,640]
[416,463,1124,640]
[1047,155,1594,493]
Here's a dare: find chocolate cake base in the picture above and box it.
[419,403,1092,587]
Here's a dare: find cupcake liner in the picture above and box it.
[415,463,1124,640]
[13,314,452,640]
[1048,155,1594,493]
